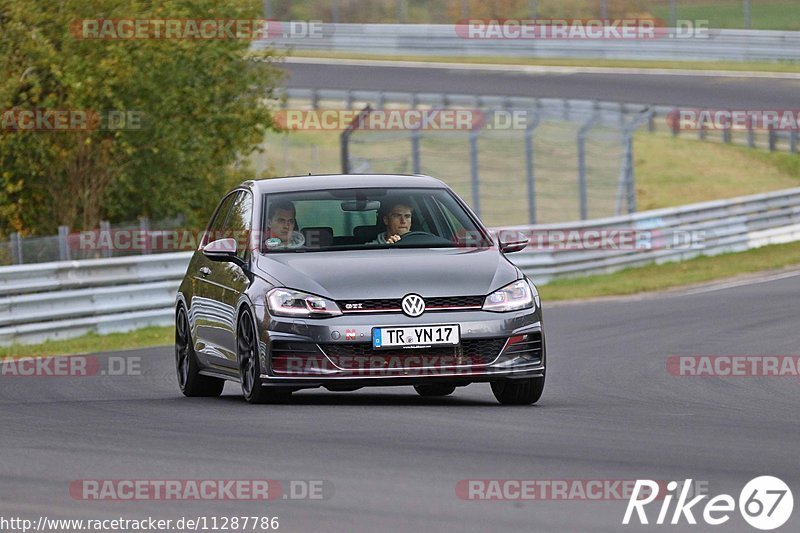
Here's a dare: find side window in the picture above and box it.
[202,193,237,247]
[227,191,253,260]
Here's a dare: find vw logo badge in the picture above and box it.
[401,294,425,317]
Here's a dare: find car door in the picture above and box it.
[215,190,255,366]
[192,191,237,364]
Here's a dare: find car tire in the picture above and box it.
[175,307,225,397]
[237,310,292,404]
[490,376,545,405]
[414,384,456,397]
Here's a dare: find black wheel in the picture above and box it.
[175,307,224,397]
[237,310,292,404]
[414,384,457,397]
[491,376,545,405]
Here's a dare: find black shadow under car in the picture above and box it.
[175,174,546,405]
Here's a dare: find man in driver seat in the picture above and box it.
[371,199,413,245]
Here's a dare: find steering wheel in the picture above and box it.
[398,231,431,239]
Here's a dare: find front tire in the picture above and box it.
[237,310,292,404]
[491,376,544,405]
[414,384,456,397]
[175,307,224,397]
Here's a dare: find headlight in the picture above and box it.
[267,288,342,318]
[482,280,535,312]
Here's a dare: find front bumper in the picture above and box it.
[252,306,545,388]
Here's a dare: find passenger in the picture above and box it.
[372,199,413,244]
[265,200,305,249]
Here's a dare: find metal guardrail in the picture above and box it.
[1,188,799,345]
[0,253,191,345]
[504,187,800,283]
[261,24,800,62]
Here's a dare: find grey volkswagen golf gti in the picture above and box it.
[175,174,546,405]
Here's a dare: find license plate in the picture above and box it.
[372,325,460,350]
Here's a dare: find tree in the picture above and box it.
[0,0,283,235]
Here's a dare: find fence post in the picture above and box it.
[469,119,481,218]
[743,0,752,29]
[723,124,732,144]
[768,127,777,151]
[340,105,372,173]
[747,116,755,148]
[139,217,150,254]
[524,111,541,224]
[791,131,798,153]
[100,220,111,258]
[577,109,600,221]
[410,126,421,174]
[58,225,71,261]
[10,232,22,265]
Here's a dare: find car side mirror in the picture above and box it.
[202,237,246,268]
[498,231,529,254]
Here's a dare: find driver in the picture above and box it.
[372,200,413,245]
[265,200,305,249]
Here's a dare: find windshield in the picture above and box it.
[259,187,491,253]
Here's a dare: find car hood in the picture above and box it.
[254,248,520,300]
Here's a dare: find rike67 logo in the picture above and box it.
[623,476,793,530]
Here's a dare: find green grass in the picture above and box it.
[634,133,800,210]
[0,326,172,358]
[650,0,800,31]
[290,50,800,74]
[540,240,800,301]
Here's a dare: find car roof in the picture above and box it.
[248,174,448,194]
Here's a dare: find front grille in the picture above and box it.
[501,332,543,362]
[319,338,506,368]
[338,295,484,314]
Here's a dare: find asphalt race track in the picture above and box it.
[2,271,798,532]
[283,59,800,108]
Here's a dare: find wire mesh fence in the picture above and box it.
[265,0,799,30]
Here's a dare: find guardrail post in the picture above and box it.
[648,108,656,132]
[747,116,755,148]
[58,225,71,261]
[100,221,111,258]
[376,91,385,109]
[723,125,732,144]
[768,127,777,151]
[345,90,353,110]
[791,131,798,153]
[698,122,706,140]
[10,232,22,265]
[562,99,570,121]
[311,89,319,110]
[524,110,541,224]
